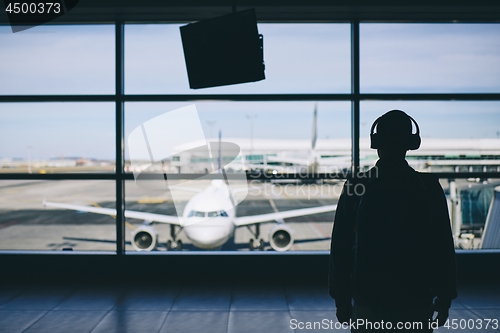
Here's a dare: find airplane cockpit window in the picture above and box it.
[188,211,227,218]
[194,211,206,217]
[207,211,219,217]
[188,210,207,218]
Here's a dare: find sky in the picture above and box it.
[0,23,499,160]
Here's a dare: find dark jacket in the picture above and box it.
[329,159,457,308]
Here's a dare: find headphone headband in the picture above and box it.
[370,111,421,150]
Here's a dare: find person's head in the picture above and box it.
[370,110,421,161]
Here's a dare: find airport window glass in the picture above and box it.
[360,101,500,173]
[0,25,115,95]
[0,103,115,173]
[125,23,351,94]
[0,180,116,251]
[360,24,500,93]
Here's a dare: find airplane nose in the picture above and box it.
[184,218,231,248]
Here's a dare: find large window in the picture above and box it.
[0,21,499,253]
[125,24,351,94]
[0,25,115,95]
[0,103,115,173]
[360,24,500,93]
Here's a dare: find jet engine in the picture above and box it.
[269,224,294,252]
[131,225,158,252]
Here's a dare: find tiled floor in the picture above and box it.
[0,282,499,333]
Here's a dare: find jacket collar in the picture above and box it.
[375,158,411,170]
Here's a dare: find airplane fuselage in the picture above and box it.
[181,182,236,249]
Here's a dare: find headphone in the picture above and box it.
[370,111,421,150]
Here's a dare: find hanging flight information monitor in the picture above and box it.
[180,9,265,89]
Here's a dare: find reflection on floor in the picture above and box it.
[0,282,499,333]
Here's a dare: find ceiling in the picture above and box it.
[1,0,500,24]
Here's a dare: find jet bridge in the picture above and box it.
[480,186,500,249]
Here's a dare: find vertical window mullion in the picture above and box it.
[116,21,125,255]
[351,20,360,175]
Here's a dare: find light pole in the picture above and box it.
[246,114,257,155]
[206,120,217,139]
[27,145,32,174]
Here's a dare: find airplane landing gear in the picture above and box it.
[167,225,183,251]
[249,238,265,250]
[167,239,183,251]
[248,224,265,250]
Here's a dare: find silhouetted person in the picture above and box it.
[329,110,457,332]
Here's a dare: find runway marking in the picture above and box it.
[138,197,166,204]
[268,198,285,224]
[4,189,20,193]
[312,221,331,238]
[268,198,279,213]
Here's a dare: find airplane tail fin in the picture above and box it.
[311,103,317,151]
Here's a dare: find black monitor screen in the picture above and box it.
[180,9,265,89]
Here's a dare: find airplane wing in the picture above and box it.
[233,204,336,227]
[43,200,181,225]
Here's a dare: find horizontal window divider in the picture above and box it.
[0,173,118,180]
[1,172,498,181]
[0,95,117,102]
[121,94,353,101]
[0,94,351,102]
[243,172,499,180]
[0,249,499,256]
[359,93,500,101]
[424,172,500,179]
[133,172,351,180]
[1,93,500,103]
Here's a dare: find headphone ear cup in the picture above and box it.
[370,133,379,149]
[408,134,421,150]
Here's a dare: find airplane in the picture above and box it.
[43,179,337,252]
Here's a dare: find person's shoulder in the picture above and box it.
[415,171,439,182]
[415,172,443,190]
